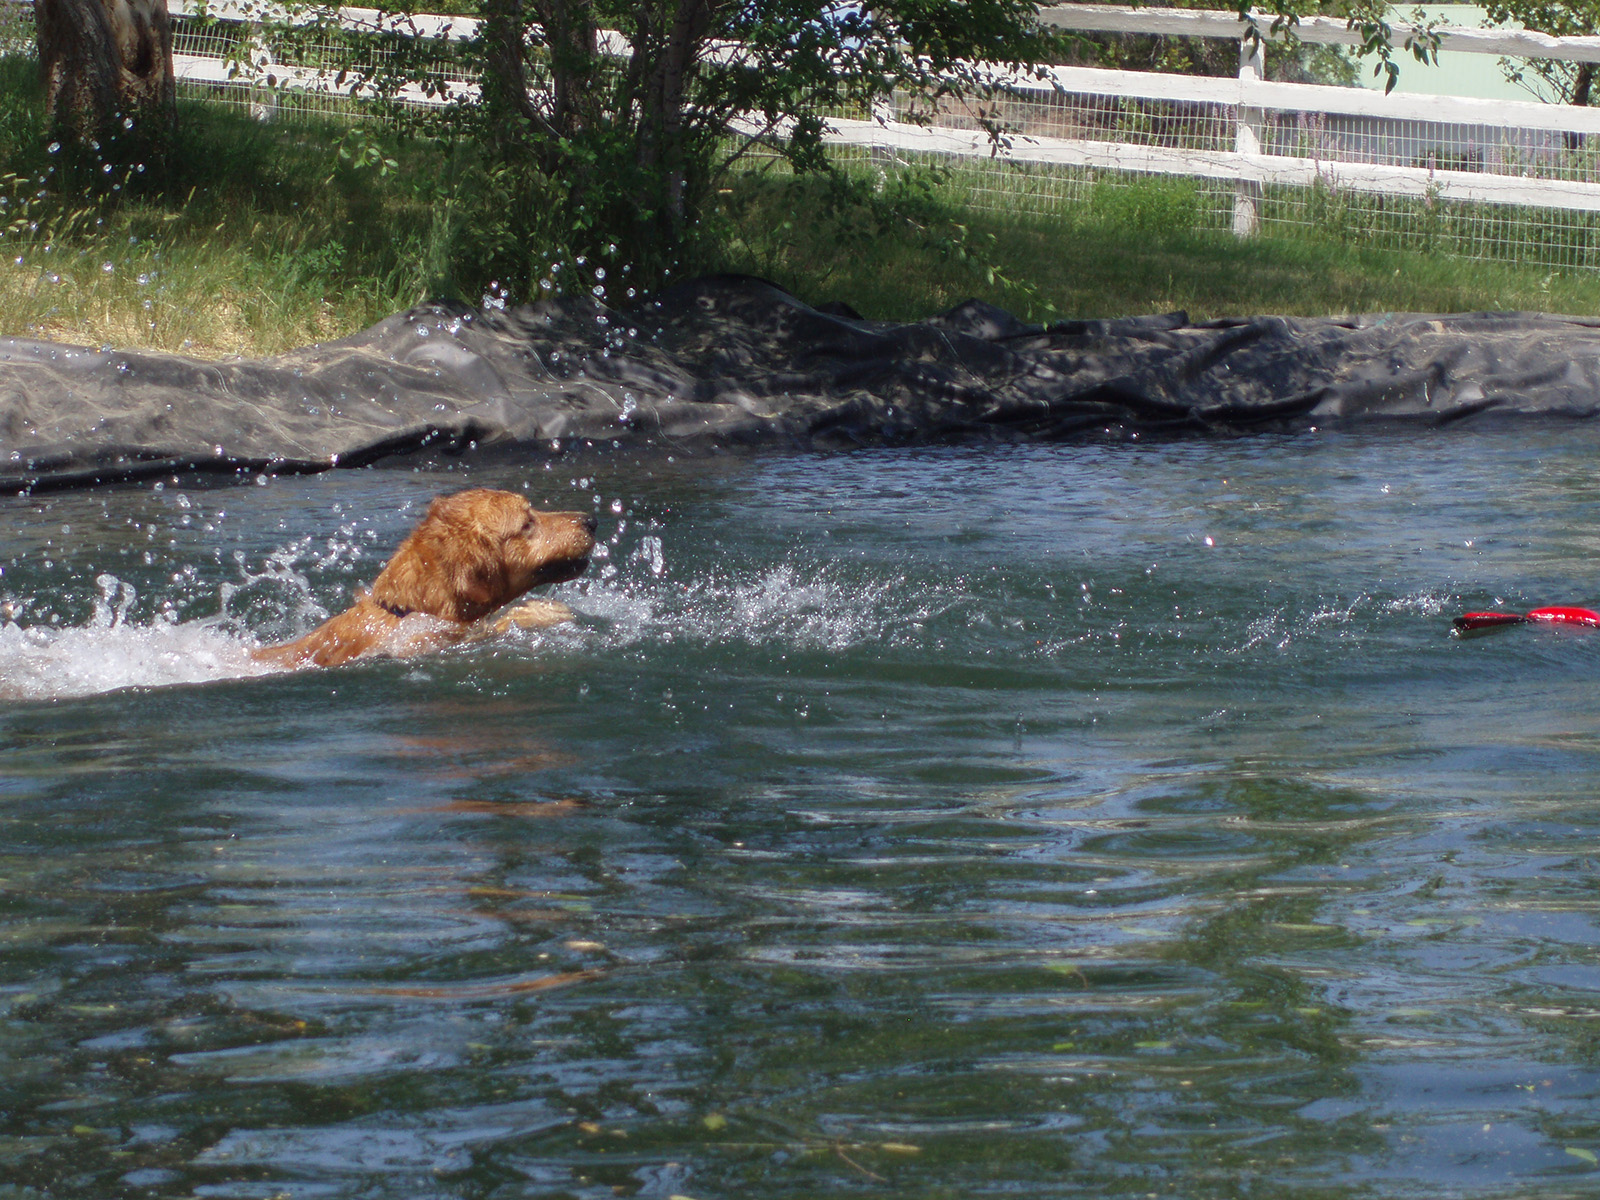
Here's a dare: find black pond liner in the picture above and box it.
[5,273,1600,493]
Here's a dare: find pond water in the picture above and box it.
[3,428,1600,1199]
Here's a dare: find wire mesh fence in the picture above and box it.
[858,72,1600,271]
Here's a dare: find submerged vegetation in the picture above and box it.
[2,54,1600,358]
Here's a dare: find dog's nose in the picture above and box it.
[582,514,598,535]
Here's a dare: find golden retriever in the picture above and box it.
[254,488,596,669]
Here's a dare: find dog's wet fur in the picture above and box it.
[254,488,596,669]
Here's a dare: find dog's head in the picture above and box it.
[368,488,597,623]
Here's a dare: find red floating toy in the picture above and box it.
[1453,606,1600,634]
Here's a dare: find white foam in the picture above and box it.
[0,570,277,700]
[0,615,274,700]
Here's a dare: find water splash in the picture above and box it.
[0,534,351,699]
[0,503,982,698]
[0,573,274,700]
[571,558,972,653]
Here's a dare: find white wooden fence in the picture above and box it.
[11,0,1600,265]
[838,6,1600,264]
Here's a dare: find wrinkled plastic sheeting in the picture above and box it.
[5,274,1600,492]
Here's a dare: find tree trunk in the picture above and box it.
[538,0,598,138]
[637,0,707,232]
[482,0,541,135]
[34,0,175,151]
[1574,62,1594,107]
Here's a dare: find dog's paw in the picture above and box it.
[493,599,576,633]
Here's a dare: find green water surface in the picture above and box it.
[2,431,1599,1198]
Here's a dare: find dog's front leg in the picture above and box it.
[490,598,576,634]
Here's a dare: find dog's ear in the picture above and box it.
[445,546,503,614]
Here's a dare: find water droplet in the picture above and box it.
[101,262,114,274]
[46,141,60,154]
[594,267,605,281]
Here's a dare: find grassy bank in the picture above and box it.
[713,169,1600,326]
[4,56,1600,358]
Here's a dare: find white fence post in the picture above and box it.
[1232,33,1264,238]
[871,92,895,180]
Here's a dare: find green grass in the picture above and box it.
[3,55,1600,358]
[705,168,1600,325]
[0,56,454,356]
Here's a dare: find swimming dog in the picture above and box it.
[253,488,596,669]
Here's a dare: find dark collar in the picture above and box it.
[374,597,414,619]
